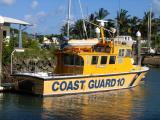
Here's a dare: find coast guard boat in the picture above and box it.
[12,0,149,96]
[13,20,149,96]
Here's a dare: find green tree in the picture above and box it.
[128,16,141,37]
[88,13,96,38]
[117,9,130,35]
[95,8,109,20]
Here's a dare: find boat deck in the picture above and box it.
[13,66,149,80]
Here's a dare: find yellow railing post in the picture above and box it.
[100,26,105,44]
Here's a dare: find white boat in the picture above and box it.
[114,36,136,46]
[67,38,99,46]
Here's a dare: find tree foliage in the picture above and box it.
[61,8,160,48]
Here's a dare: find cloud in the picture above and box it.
[31,0,38,9]
[24,14,32,21]
[37,11,46,17]
[24,5,66,34]
[0,0,16,6]
[24,11,47,33]
[153,0,160,14]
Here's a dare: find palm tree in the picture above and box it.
[95,8,109,20]
[60,23,68,36]
[140,11,154,39]
[60,23,74,37]
[116,9,130,35]
[72,19,84,39]
[105,19,115,37]
[87,13,96,38]
[128,16,141,37]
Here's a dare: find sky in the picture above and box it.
[0,0,159,35]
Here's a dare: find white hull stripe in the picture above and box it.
[13,68,149,81]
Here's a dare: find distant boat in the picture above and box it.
[114,36,136,45]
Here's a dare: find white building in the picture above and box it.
[43,36,60,45]
[0,16,31,47]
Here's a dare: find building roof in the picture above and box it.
[0,16,31,25]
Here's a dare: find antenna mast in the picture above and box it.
[67,0,71,39]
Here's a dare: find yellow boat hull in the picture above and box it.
[13,69,148,96]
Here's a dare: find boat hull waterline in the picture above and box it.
[14,68,148,96]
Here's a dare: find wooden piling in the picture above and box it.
[0,23,3,87]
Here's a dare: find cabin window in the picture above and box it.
[101,56,108,64]
[63,54,84,66]
[70,55,75,65]
[75,55,80,65]
[94,46,110,53]
[118,57,123,64]
[64,54,71,65]
[109,56,116,64]
[119,49,125,57]
[75,55,84,66]
[91,56,99,65]
[125,49,132,57]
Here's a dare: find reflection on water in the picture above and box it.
[0,68,160,120]
[41,86,145,120]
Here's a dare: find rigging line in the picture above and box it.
[78,0,88,39]
[84,20,113,38]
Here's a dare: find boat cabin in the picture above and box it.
[54,37,134,75]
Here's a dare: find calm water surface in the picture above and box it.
[0,68,160,120]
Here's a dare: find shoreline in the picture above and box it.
[142,55,160,67]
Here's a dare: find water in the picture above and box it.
[0,68,160,120]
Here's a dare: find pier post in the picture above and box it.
[136,31,141,65]
[0,18,4,87]
[18,25,22,48]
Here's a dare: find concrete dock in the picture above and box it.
[142,55,160,67]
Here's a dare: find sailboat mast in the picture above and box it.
[148,6,152,49]
[117,11,120,37]
[67,0,71,39]
[149,7,152,48]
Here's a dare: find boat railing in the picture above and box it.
[14,72,81,77]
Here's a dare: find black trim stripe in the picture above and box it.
[129,72,142,87]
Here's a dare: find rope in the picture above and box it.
[78,0,88,39]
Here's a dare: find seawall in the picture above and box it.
[142,55,160,67]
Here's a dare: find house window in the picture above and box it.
[109,56,116,64]
[91,56,99,65]
[3,31,7,38]
[101,56,107,64]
